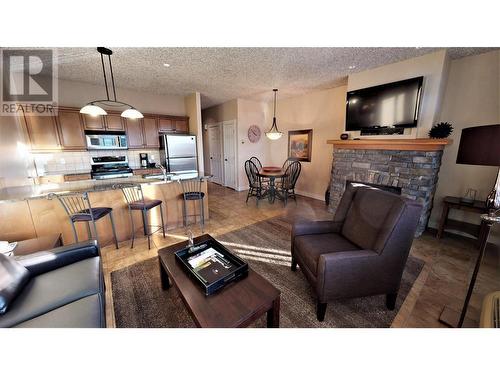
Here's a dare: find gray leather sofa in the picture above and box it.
[0,240,105,328]
[291,183,422,321]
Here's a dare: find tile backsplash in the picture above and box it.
[32,149,161,175]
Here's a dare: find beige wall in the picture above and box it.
[265,86,347,200]
[347,50,450,139]
[184,92,204,172]
[236,99,268,190]
[429,50,500,243]
[58,79,186,116]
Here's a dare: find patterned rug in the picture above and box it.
[111,217,424,328]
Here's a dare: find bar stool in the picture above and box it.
[51,191,118,249]
[119,184,166,249]
[179,178,205,231]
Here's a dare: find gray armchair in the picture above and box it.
[291,183,422,321]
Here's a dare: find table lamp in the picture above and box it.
[456,124,500,213]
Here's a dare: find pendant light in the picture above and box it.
[266,88,282,140]
[80,47,143,119]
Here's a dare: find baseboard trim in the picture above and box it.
[294,189,325,202]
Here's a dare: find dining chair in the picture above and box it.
[178,177,205,231]
[245,159,264,206]
[118,183,166,250]
[281,160,301,205]
[282,157,295,171]
[250,156,269,186]
[249,157,263,170]
[51,191,118,249]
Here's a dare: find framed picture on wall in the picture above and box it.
[288,129,313,162]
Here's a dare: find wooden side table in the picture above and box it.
[436,196,488,239]
[12,234,63,256]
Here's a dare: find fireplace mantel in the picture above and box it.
[327,138,451,151]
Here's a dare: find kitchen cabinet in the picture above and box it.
[82,114,106,130]
[105,114,125,131]
[174,119,188,133]
[125,118,144,149]
[143,117,159,147]
[23,110,61,151]
[158,117,174,132]
[57,109,86,150]
[158,116,189,134]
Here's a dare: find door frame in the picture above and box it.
[207,123,224,185]
[222,120,238,190]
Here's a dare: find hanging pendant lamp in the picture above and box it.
[80,47,143,119]
[266,88,282,140]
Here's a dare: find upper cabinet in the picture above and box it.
[21,107,188,152]
[57,109,86,150]
[143,117,159,147]
[82,113,125,131]
[158,116,189,134]
[23,109,61,151]
[158,117,173,132]
[124,118,144,149]
[82,114,106,131]
[174,119,188,133]
[105,114,125,131]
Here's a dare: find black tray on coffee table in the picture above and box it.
[174,237,248,296]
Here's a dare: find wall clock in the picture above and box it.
[248,125,261,143]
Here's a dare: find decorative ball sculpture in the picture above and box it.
[429,122,454,138]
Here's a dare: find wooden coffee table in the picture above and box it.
[158,234,281,328]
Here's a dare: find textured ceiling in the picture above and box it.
[38,47,498,108]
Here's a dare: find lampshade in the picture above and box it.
[121,108,144,119]
[80,104,107,116]
[456,124,500,166]
[266,130,283,140]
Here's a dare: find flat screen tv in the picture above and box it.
[345,76,423,131]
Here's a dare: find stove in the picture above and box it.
[90,156,133,180]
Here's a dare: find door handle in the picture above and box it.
[225,159,228,161]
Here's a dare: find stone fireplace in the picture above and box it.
[328,139,450,236]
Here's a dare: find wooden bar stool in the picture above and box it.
[51,191,119,249]
[119,184,166,249]
[179,178,205,231]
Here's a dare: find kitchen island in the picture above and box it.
[0,174,209,247]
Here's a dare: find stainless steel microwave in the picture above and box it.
[86,132,128,150]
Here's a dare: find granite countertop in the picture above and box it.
[0,173,211,202]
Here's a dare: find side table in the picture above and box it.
[436,196,488,239]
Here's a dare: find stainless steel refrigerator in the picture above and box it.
[159,134,198,174]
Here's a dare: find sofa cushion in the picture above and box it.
[0,253,30,315]
[0,256,102,327]
[294,233,360,275]
[14,294,105,328]
[341,188,403,252]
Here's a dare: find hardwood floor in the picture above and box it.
[100,182,500,328]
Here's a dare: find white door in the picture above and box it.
[222,121,237,189]
[207,125,223,185]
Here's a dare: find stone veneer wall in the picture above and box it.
[329,148,444,236]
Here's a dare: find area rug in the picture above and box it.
[111,217,424,328]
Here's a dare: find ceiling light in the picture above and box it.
[121,108,144,119]
[265,89,283,141]
[80,104,107,116]
[80,47,143,119]
[163,63,170,67]
[349,65,356,69]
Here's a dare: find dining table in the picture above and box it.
[257,167,287,204]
